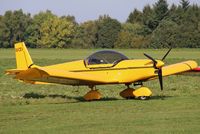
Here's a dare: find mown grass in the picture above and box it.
[0,48,200,134]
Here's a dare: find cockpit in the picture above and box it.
[85,50,129,66]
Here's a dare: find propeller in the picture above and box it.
[162,47,172,61]
[144,53,163,90]
[143,53,157,68]
[158,69,163,90]
[144,48,172,91]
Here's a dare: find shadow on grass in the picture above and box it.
[23,92,119,102]
[91,97,120,102]
[23,92,83,101]
[23,92,46,99]
[150,95,173,100]
[23,92,172,103]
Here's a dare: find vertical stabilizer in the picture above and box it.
[15,42,33,69]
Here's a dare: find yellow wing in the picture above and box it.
[162,60,197,76]
[143,60,197,82]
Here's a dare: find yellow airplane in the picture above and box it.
[6,42,198,100]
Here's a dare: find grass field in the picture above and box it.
[0,48,200,134]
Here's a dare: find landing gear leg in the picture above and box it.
[83,86,102,101]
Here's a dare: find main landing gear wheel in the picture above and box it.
[83,86,102,101]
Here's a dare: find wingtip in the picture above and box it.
[193,66,200,72]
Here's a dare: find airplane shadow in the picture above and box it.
[150,95,173,100]
[23,92,119,102]
[23,92,46,99]
[23,92,172,103]
[23,92,84,101]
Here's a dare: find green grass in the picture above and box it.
[0,48,200,134]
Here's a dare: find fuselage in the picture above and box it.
[39,59,164,85]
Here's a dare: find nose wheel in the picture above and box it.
[138,96,149,100]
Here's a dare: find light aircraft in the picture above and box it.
[6,42,198,100]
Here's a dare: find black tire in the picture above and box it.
[126,96,135,99]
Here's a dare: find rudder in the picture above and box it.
[15,42,33,69]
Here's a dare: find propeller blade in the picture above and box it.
[162,47,172,61]
[144,53,157,68]
[158,69,163,91]
[144,51,165,91]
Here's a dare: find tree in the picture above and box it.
[0,10,31,48]
[115,23,150,48]
[25,10,56,48]
[150,20,179,48]
[142,5,154,25]
[96,15,121,48]
[175,5,200,48]
[180,0,190,11]
[114,23,137,48]
[127,9,143,24]
[0,14,8,48]
[154,0,169,21]
[0,1,200,49]
[61,15,77,25]
[72,20,98,48]
[38,16,76,48]
[26,10,77,48]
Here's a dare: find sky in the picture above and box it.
[0,0,199,23]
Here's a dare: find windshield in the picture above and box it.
[85,50,129,65]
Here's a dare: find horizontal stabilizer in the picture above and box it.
[5,69,26,75]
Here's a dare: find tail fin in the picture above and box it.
[15,42,33,69]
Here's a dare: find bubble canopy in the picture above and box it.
[85,50,129,65]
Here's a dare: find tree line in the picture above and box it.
[0,0,200,48]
